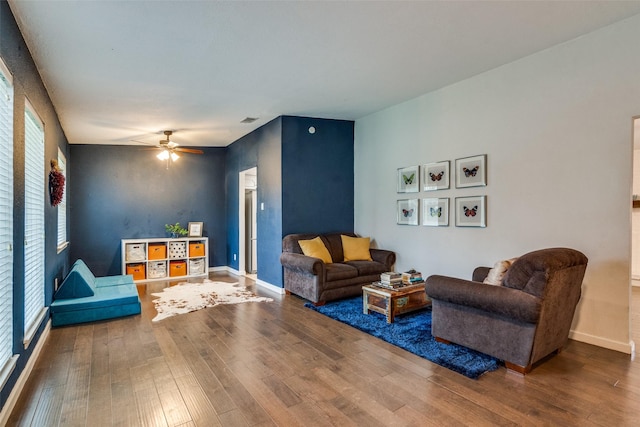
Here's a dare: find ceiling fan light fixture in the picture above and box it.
[170,152,180,162]
[157,150,170,161]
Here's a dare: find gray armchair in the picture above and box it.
[424,248,588,374]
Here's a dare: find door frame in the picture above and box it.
[238,167,257,276]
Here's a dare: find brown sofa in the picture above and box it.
[280,232,396,305]
[424,247,588,374]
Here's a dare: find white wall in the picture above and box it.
[355,14,640,353]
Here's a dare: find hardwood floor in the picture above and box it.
[7,275,640,426]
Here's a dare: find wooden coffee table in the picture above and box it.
[362,283,430,323]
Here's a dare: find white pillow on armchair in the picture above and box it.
[483,258,518,286]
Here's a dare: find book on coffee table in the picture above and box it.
[402,269,423,285]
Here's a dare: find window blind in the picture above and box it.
[0,59,14,380]
[24,102,45,338]
[56,148,67,250]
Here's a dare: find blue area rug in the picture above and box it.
[305,297,500,379]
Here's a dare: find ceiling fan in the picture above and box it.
[137,130,204,166]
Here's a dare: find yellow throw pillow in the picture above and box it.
[341,235,372,262]
[298,237,333,264]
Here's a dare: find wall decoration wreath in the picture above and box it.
[49,159,65,207]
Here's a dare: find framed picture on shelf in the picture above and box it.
[397,165,419,193]
[455,196,486,227]
[397,199,419,225]
[455,154,487,188]
[188,222,203,237]
[422,161,450,191]
[422,198,449,227]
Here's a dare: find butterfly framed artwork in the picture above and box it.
[455,154,487,188]
[397,199,419,225]
[422,161,450,191]
[422,198,449,227]
[455,195,486,227]
[397,165,420,193]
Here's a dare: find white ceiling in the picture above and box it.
[8,1,640,148]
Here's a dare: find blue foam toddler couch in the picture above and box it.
[50,259,141,326]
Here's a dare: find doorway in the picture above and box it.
[632,118,639,352]
[239,167,257,279]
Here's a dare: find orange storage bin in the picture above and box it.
[126,263,146,281]
[148,243,167,260]
[189,242,205,257]
[169,260,187,277]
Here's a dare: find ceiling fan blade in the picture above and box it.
[175,148,204,154]
[131,139,158,146]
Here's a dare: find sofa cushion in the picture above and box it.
[341,235,372,261]
[95,275,135,287]
[298,236,333,264]
[322,233,355,262]
[344,260,387,276]
[50,284,140,312]
[54,259,97,299]
[51,302,141,327]
[325,263,358,281]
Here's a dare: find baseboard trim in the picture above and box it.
[569,329,633,355]
[255,278,286,295]
[215,266,285,294]
[222,266,241,276]
[0,319,51,426]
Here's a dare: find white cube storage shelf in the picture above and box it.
[121,237,208,282]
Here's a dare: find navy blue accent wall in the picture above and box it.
[225,116,353,288]
[69,145,227,275]
[225,118,282,286]
[281,116,354,235]
[256,121,284,287]
[1,1,70,411]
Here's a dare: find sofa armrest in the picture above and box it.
[280,252,325,276]
[370,249,396,269]
[425,275,541,324]
[472,266,491,282]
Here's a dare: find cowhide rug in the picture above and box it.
[151,279,273,322]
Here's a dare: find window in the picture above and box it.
[24,101,46,344]
[56,148,67,252]
[0,57,16,388]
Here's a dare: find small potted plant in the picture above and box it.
[165,222,188,238]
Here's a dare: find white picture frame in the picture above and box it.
[455,154,487,188]
[422,161,450,191]
[397,165,420,193]
[455,196,486,227]
[188,221,203,237]
[397,199,419,225]
[422,198,449,227]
